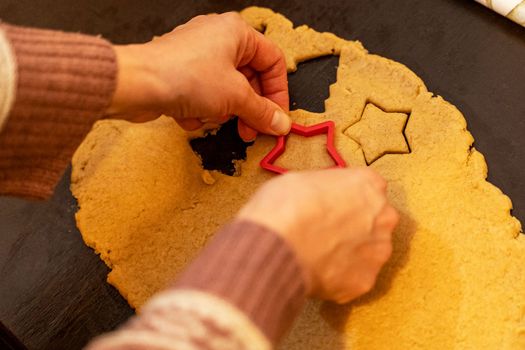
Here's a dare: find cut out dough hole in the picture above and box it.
[190,118,253,176]
[289,55,339,113]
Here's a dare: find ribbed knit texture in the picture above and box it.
[0,29,16,131]
[175,220,307,345]
[0,23,117,199]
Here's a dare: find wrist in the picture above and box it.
[235,210,315,295]
[107,44,168,116]
[175,220,307,344]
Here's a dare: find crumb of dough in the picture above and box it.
[201,170,216,185]
[71,7,525,349]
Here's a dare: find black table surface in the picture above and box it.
[0,0,524,349]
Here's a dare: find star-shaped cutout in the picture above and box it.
[345,104,410,164]
[260,121,346,174]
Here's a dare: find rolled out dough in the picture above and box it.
[71,7,525,349]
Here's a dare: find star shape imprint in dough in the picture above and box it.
[344,103,410,164]
[260,121,346,174]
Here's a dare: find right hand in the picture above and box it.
[237,168,399,303]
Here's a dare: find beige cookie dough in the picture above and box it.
[71,6,525,349]
[240,7,348,72]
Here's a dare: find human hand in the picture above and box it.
[108,12,290,141]
[237,168,399,303]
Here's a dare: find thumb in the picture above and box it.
[230,73,291,136]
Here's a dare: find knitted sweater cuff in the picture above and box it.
[0,24,117,199]
[174,220,307,345]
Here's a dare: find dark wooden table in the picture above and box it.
[1,0,524,349]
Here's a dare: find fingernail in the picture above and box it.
[270,110,291,135]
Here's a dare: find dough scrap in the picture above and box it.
[71,7,525,349]
[240,7,350,72]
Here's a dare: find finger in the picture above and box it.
[239,66,262,94]
[358,168,387,193]
[170,13,218,34]
[238,119,258,142]
[238,67,262,141]
[238,66,264,141]
[373,241,393,264]
[176,118,204,131]
[117,111,161,123]
[384,205,400,228]
[229,72,291,136]
[332,266,380,304]
[199,115,231,124]
[239,28,289,112]
[378,205,400,232]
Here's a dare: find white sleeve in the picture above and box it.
[0,27,17,132]
[85,290,271,350]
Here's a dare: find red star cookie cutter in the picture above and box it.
[260,120,347,174]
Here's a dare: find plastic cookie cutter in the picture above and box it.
[260,120,347,174]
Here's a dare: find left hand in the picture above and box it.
[108,12,291,141]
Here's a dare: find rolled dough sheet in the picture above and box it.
[71,7,525,349]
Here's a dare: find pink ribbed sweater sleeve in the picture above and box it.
[0,23,117,199]
[87,221,307,350]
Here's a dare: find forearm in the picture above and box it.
[0,23,117,199]
[87,220,307,350]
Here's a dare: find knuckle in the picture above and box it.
[363,168,387,189]
[358,166,377,177]
[334,293,351,304]
[350,166,369,179]
[237,83,253,102]
[373,177,388,192]
[382,205,400,228]
[221,12,243,25]
[264,173,295,194]
[360,275,376,294]
[277,173,302,191]
[190,14,208,23]
[389,209,400,227]
[378,242,393,262]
